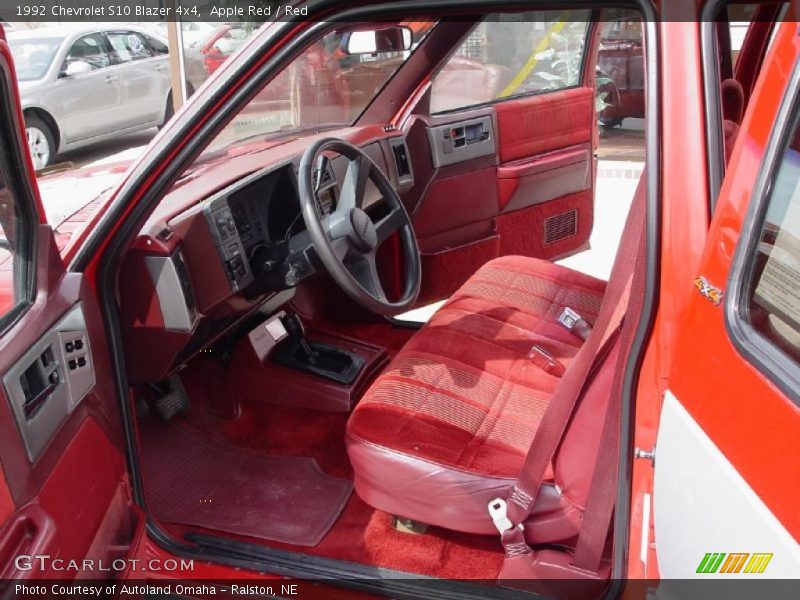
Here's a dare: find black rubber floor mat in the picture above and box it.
[140,421,352,547]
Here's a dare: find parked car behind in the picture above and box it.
[184,23,256,92]
[148,21,219,49]
[8,24,173,170]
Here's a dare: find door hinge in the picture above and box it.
[634,447,656,464]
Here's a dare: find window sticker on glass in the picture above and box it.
[751,147,800,349]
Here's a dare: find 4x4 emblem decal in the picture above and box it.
[694,276,724,306]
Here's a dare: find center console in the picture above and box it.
[271,314,366,385]
[226,314,389,413]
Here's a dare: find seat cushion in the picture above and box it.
[346,256,606,537]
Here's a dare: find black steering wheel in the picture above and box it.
[297,138,421,316]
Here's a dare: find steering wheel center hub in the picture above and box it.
[348,208,378,252]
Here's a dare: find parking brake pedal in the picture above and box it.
[152,376,189,421]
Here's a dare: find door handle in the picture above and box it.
[104,75,118,83]
[22,378,58,421]
[0,505,55,579]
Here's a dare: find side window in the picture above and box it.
[430,11,591,113]
[0,76,35,329]
[107,32,154,63]
[731,93,800,403]
[145,35,168,56]
[741,116,800,366]
[63,34,110,72]
[726,4,756,71]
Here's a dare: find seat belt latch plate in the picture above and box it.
[488,498,515,534]
[558,307,582,331]
[527,345,566,377]
[558,307,592,341]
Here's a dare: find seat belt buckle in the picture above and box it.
[558,307,592,341]
[488,498,516,534]
[527,345,566,377]
[558,307,582,330]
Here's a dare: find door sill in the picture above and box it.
[147,523,541,600]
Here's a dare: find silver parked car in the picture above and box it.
[8,25,173,170]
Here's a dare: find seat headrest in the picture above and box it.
[721,78,745,124]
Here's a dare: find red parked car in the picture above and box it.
[198,23,251,75]
[0,1,797,597]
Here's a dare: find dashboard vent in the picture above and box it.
[544,209,578,245]
[173,251,198,323]
[392,141,411,180]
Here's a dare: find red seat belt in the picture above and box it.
[490,278,632,557]
[570,349,624,572]
[488,182,646,573]
[573,231,648,574]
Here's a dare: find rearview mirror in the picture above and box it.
[61,60,92,78]
[342,26,412,55]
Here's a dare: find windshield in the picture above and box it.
[8,37,62,81]
[192,21,436,164]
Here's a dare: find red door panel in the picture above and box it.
[409,86,597,304]
[494,87,595,261]
[495,87,594,163]
[496,143,592,212]
[0,34,138,581]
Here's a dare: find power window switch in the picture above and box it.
[68,359,77,371]
[77,357,87,368]
[74,339,84,351]
[40,348,55,367]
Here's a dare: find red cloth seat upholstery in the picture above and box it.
[346,256,608,543]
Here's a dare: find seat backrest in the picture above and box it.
[723,119,741,164]
[721,78,745,124]
[552,174,647,510]
[720,78,745,164]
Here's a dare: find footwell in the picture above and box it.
[140,419,352,547]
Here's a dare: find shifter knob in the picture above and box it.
[282,314,318,365]
[282,313,305,338]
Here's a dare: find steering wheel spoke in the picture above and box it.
[330,232,352,262]
[339,155,371,211]
[374,206,407,245]
[346,252,387,302]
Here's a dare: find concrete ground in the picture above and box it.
[40,129,157,175]
[597,118,646,162]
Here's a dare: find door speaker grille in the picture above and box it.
[544,209,578,245]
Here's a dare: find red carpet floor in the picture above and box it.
[140,419,352,547]
[140,320,504,579]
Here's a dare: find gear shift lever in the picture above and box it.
[282,313,318,366]
[272,312,366,385]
